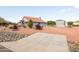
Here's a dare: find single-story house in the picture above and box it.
[18,16,47,27]
[56,20,66,27]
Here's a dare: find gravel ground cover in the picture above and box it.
[0,31,27,42]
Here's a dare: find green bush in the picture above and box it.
[47,21,56,26]
[67,21,73,28]
[27,20,33,28]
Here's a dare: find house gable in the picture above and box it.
[22,16,45,23]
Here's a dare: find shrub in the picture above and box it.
[35,23,42,30]
[2,22,8,27]
[67,21,73,28]
[47,21,56,26]
[27,20,33,28]
[8,25,14,29]
[8,24,18,30]
[13,25,18,29]
[0,17,8,26]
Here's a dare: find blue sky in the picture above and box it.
[0,6,79,23]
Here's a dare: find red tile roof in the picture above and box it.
[22,16,46,23]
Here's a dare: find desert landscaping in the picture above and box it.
[0,17,79,52]
[0,16,79,52]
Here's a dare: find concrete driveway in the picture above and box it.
[0,32,69,52]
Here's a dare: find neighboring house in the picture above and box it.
[56,20,66,27]
[18,16,47,27]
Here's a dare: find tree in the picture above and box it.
[47,21,56,26]
[67,21,73,28]
[0,17,10,26]
[0,17,5,25]
[0,17,17,27]
[27,20,33,28]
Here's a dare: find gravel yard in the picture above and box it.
[68,41,79,52]
[0,31,27,42]
[0,31,28,52]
